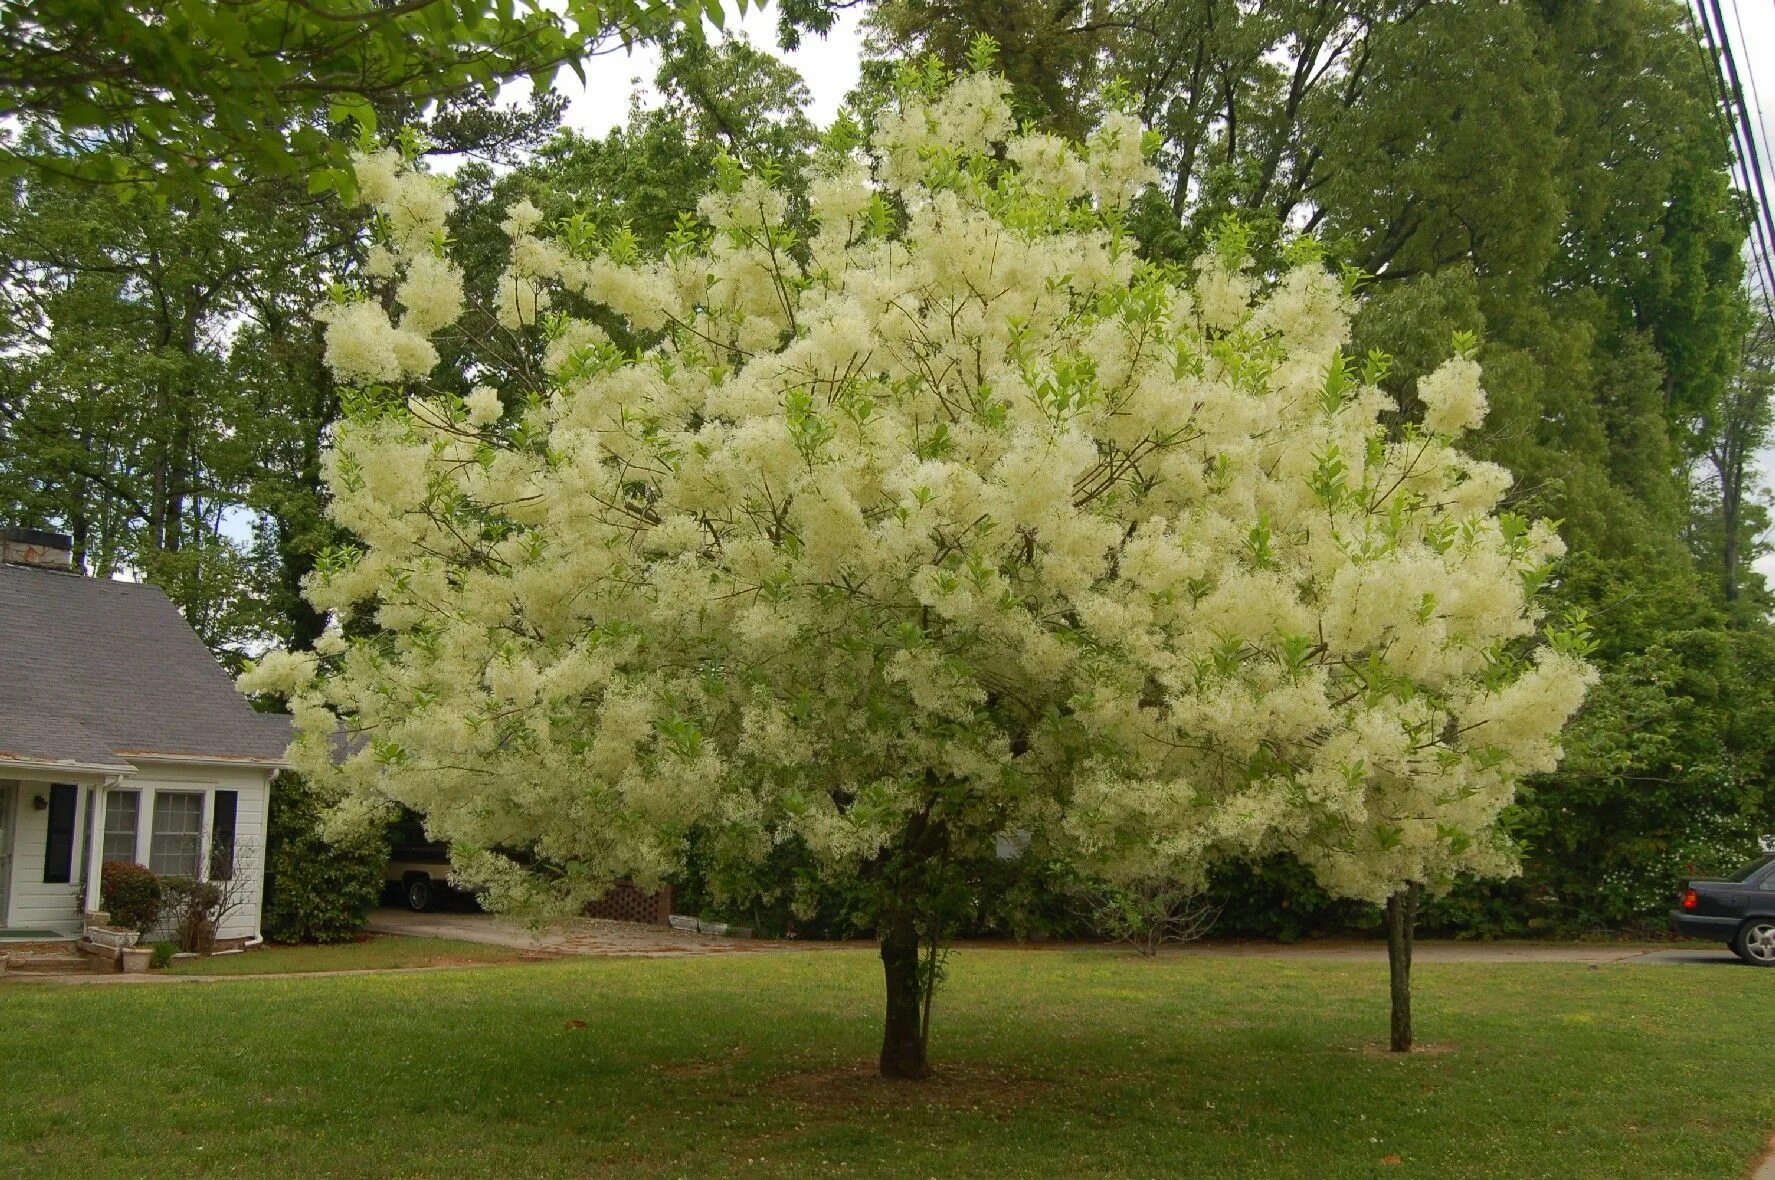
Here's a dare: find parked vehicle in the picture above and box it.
[1670,854,1775,966]
[385,812,455,912]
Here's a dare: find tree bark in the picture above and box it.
[878,908,930,1079]
[1385,883,1420,1052]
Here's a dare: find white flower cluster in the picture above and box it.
[254,72,1593,917]
[314,150,460,385]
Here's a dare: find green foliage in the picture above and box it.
[148,941,175,969]
[0,162,362,659]
[262,774,388,944]
[0,0,722,196]
[100,861,162,934]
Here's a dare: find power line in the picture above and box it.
[1692,0,1775,321]
[1719,0,1775,310]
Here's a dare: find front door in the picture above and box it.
[0,782,14,926]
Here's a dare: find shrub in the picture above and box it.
[262,772,387,943]
[101,861,162,933]
[161,877,224,953]
[148,941,175,969]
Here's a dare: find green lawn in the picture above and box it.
[164,935,524,976]
[4,948,1770,1178]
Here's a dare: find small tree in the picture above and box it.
[159,839,261,954]
[246,56,1592,1078]
[1077,876,1220,957]
[1280,344,1598,1051]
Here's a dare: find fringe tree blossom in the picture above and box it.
[244,67,1592,1075]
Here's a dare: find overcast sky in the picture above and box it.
[559,2,867,135]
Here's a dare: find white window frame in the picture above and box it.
[148,791,206,880]
[102,789,142,865]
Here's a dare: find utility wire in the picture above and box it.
[1693,0,1775,320]
[1722,0,1775,310]
[1711,0,1775,309]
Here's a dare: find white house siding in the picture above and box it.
[2,765,271,940]
[2,776,98,934]
[127,765,271,943]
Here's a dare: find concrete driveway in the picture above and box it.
[365,908,791,957]
[368,913,1747,966]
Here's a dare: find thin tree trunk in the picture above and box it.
[1385,884,1420,1052]
[879,908,930,1079]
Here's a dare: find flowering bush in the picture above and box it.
[1591,811,1767,930]
[246,61,1592,1074]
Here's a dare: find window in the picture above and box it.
[210,791,238,880]
[103,791,141,863]
[149,792,204,879]
[42,784,78,884]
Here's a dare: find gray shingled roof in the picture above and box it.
[0,563,291,769]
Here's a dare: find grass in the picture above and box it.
[163,935,525,976]
[3,947,1772,1178]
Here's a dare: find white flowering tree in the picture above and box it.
[245,59,1592,1078]
[1270,343,1599,1050]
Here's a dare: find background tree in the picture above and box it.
[0,91,573,659]
[1694,320,1775,608]
[0,0,720,195]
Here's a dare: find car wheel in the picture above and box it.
[1732,919,1775,966]
[405,875,434,913]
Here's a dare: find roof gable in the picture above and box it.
[0,564,290,768]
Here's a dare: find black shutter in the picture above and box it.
[43,784,78,884]
[211,790,238,880]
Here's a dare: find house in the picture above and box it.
[0,528,290,947]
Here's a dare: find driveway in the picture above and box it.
[367,914,1743,967]
[365,908,796,957]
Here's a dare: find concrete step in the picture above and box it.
[4,952,97,976]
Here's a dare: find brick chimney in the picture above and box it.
[1,528,75,571]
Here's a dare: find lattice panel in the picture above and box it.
[584,881,673,926]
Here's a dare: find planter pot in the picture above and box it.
[85,926,139,950]
[118,947,153,974]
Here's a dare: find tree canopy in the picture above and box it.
[0,0,720,194]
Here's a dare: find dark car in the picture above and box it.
[385,811,456,912]
[1671,853,1775,966]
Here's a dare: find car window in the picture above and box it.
[1731,854,1775,883]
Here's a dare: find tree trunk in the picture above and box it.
[878,909,930,1079]
[1385,884,1420,1052]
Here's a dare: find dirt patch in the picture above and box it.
[758,1061,1053,1113]
[646,1043,751,1078]
[1360,1041,1459,1057]
[422,955,526,969]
